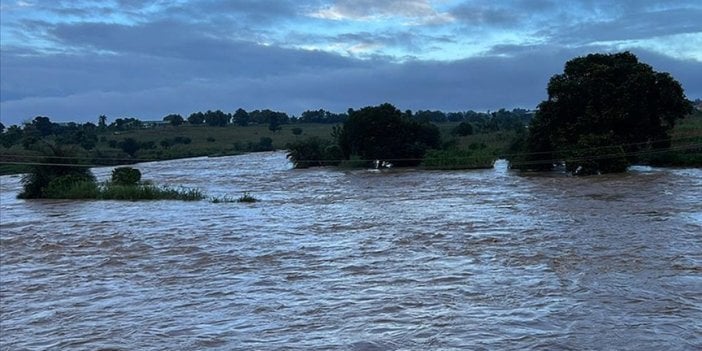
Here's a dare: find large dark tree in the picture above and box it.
[187,112,205,125]
[29,116,56,136]
[204,110,231,127]
[520,52,692,174]
[338,103,440,167]
[163,114,184,126]
[232,108,250,126]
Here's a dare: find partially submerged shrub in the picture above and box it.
[286,137,341,168]
[211,195,237,203]
[43,175,99,199]
[111,167,141,186]
[19,144,96,199]
[237,192,257,203]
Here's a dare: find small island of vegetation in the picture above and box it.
[17,144,204,201]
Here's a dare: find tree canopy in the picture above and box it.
[163,114,184,126]
[338,103,440,167]
[519,51,692,175]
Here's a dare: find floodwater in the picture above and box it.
[1,151,700,350]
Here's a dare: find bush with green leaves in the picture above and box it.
[111,167,142,186]
[43,175,99,199]
[19,144,96,199]
[286,137,341,168]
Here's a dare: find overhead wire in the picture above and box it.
[1,130,700,169]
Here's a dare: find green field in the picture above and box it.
[0,123,339,174]
[102,123,338,160]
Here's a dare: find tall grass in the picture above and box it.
[237,192,258,203]
[33,180,205,201]
[99,184,204,201]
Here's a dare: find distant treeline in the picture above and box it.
[0,107,534,150]
[176,107,534,127]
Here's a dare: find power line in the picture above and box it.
[2,131,700,163]
[3,143,699,170]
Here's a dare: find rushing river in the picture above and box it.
[1,151,701,350]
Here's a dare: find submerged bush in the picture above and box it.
[43,175,99,199]
[111,167,142,186]
[19,144,96,199]
[211,195,237,203]
[237,192,257,203]
[286,137,341,168]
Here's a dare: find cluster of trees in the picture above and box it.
[1,116,99,150]
[297,110,348,124]
[165,107,533,130]
[182,108,291,128]
[109,117,143,131]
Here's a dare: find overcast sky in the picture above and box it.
[1,0,700,125]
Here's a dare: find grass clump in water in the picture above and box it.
[100,184,204,201]
[211,195,237,203]
[237,192,258,203]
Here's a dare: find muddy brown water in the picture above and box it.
[1,152,700,350]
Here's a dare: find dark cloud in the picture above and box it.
[449,5,521,26]
[166,0,312,24]
[3,40,700,125]
[1,0,700,125]
[546,7,702,44]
